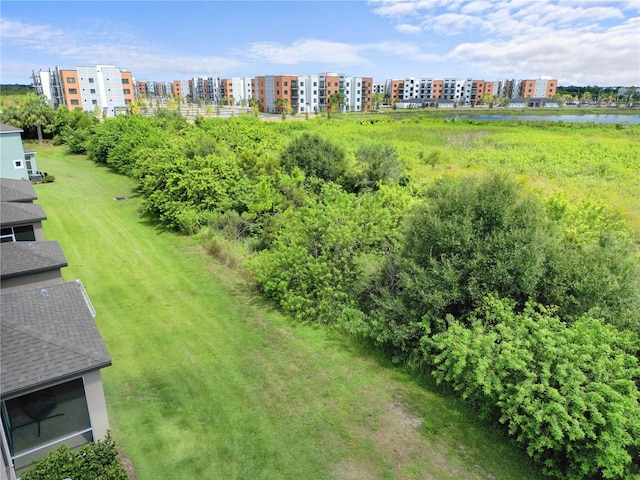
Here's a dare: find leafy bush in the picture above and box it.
[280,133,348,184]
[20,433,127,480]
[428,296,640,480]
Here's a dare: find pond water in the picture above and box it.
[442,114,640,124]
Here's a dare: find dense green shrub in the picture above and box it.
[428,296,640,480]
[250,184,411,323]
[20,433,127,480]
[280,133,348,184]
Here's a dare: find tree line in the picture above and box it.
[3,99,639,479]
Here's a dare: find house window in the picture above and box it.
[2,378,93,471]
[66,77,75,83]
[1,225,35,242]
[14,160,22,169]
[70,100,79,106]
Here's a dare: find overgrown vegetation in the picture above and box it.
[29,107,640,479]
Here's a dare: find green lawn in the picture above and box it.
[32,144,544,480]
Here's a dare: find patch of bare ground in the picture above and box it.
[118,448,137,480]
[333,395,493,480]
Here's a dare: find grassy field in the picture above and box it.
[30,143,545,479]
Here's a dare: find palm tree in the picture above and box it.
[20,93,53,142]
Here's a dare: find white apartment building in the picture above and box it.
[33,65,134,117]
[76,66,126,116]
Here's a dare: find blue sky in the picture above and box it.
[2,1,639,86]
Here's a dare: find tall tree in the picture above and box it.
[328,92,345,114]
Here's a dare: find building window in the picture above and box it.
[88,78,94,83]
[68,88,77,94]
[92,100,97,105]
[300,82,304,86]
[1,225,35,242]
[123,89,131,94]
[313,82,317,87]
[122,78,129,84]
[284,90,288,95]
[66,77,75,83]
[284,81,288,86]
[276,90,280,95]
[2,378,93,471]
[125,99,131,104]
[71,99,79,105]
[90,89,96,94]
[276,82,279,86]
[13,160,22,169]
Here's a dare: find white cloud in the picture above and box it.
[369,0,640,84]
[449,16,640,84]
[396,23,423,33]
[243,39,370,66]
[0,18,242,79]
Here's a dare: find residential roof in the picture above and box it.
[0,201,46,227]
[0,178,37,202]
[1,281,112,398]
[0,123,23,134]
[0,241,67,279]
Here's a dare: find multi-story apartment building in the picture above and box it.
[220,77,255,105]
[33,66,135,117]
[257,73,372,114]
[187,76,222,105]
[383,76,557,106]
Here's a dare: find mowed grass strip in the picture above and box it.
[32,144,543,480]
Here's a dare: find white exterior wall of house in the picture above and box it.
[83,370,110,440]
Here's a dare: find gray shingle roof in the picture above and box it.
[0,241,67,279]
[0,202,46,227]
[0,123,23,133]
[0,178,37,203]
[1,281,111,398]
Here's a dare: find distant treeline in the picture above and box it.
[0,84,33,96]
